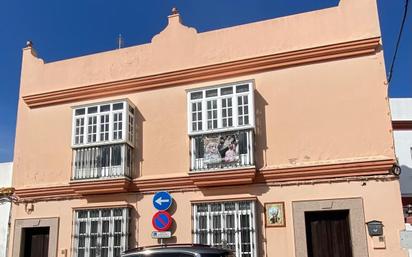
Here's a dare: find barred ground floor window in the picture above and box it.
[193,201,257,257]
[73,208,129,257]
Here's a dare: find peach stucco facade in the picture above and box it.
[9,0,407,257]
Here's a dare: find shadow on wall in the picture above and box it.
[255,90,268,170]
[256,201,267,257]
[130,208,140,248]
[135,108,145,178]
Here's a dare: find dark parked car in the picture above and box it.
[122,244,235,257]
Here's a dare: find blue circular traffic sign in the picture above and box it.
[153,191,172,211]
[152,211,172,231]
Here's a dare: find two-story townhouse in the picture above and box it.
[9,1,407,257]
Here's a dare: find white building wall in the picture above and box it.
[0,162,12,257]
[390,98,412,196]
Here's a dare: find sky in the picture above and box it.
[0,0,411,163]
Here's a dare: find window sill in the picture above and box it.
[188,125,254,136]
[71,140,133,149]
[189,166,256,187]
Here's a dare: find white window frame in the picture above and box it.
[73,208,130,257]
[187,81,255,136]
[71,100,136,148]
[71,100,136,180]
[193,201,257,257]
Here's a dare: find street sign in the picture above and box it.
[152,211,173,231]
[151,231,172,239]
[153,191,172,211]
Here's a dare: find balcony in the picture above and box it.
[72,144,133,180]
[190,129,254,172]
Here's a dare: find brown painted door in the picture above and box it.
[23,227,50,257]
[305,210,353,257]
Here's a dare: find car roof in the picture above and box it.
[123,244,232,256]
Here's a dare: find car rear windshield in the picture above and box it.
[126,253,232,257]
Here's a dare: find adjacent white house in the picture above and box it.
[390,98,412,205]
[0,162,13,257]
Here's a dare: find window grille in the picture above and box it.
[73,208,130,257]
[193,201,257,257]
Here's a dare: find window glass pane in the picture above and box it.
[129,105,135,114]
[191,91,203,100]
[224,202,235,211]
[221,87,233,95]
[100,104,110,112]
[101,223,109,240]
[207,100,218,130]
[239,201,251,210]
[90,210,99,218]
[100,114,109,142]
[222,98,233,128]
[128,114,134,143]
[238,95,249,126]
[78,211,88,218]
[75,108,85,116]
[87,116,97,143]
[79,222,86,233]
[206,89,218,97]
[88,106,98,114]
[192,102,202,132]
[114,220,122,232]
[197,203,208,212]
[195,137,204,158]
[91,221,98,233]
[211,203,221,211]
[113,208,123,216]
[112,145,122,166]
[236,84,249,93]
[113,103,124,110]
[113,113,123,140]
[74,118,85,145]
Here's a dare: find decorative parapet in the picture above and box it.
[22,37,380,108]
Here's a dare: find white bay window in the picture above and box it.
[193,201,257,257]
[71,100,135,180]
[187,82,255,171]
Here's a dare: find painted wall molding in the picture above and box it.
[22,37,380,108]
[14,158,393,201]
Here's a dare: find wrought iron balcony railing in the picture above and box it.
[72,144,133,180]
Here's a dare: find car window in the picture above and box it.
[152,254,193,257]
[201,254,233,257]
[126,253,194,257]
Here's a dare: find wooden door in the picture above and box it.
[23,227,50,257]
[305,210,353,257]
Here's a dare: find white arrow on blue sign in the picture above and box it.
[153,191,172,211]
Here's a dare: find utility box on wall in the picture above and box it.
[367,220,384,236]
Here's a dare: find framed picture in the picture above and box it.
[265,202,286,227]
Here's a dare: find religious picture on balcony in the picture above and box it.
[203,133,239,165]
[203,137,221,164]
